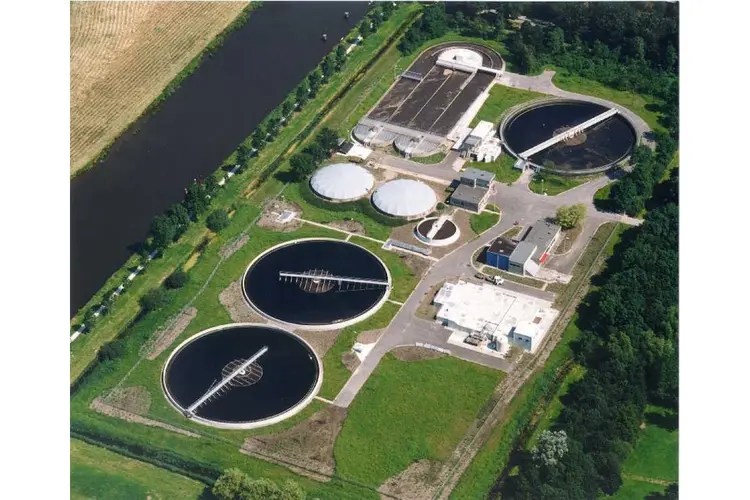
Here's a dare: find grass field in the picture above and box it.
[411,151,448,165]
[470,211,500,234]
[335,354,504,487]
[466,154,522,184]
[549,69,666,134]
[70,1,250,174]
[71,439,206,500]
[470,84,546,127]
[622,405,678,482]
[529,172,592,196]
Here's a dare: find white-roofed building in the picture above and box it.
[310,163,375,202]
[372,179,437,219]
[433,280,558,353]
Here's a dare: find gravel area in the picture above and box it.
[294,329,340,359]
[219,281,264,323]
[379,459,443,499]
[257,199,304,232]
[357,328,384,344]
[102,386,151,414]
[327,219,366,234]
[342,351,360,373]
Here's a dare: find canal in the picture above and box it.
[70,2,367,317]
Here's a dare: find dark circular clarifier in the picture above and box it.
[503,100,636,173]
[163,325,320,427]
[416,218,457,241]
[243,239,389,326]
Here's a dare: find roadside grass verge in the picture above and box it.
[470,211,500,235]
[529,172,594,196]
[335,354,504,487]
[70,6,419,383]
[71,438,207,500]
[451,222,624,500]
[622,405,678,483]
[466,154,522,184]
[411,151,448,165]
[548,68,666,134]
[350,236,421,303]
[318,302,401,401]
[471,84,546,127]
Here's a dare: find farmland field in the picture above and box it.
[70,1,248,174]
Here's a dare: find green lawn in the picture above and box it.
[350,236,421,303]
[335,354,504,487]
[466,154,522,184]
[471,83,546,127]
[411,151,448,164]
[529,172,592,196]
[470,211,500,234]
[622,405,678,482]
[602,478,669,500]
[549,69,666,134]
[71,439,206,500]
[318,302,401,400]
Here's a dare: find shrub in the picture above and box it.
[437,202,446,210]
[139,288,171,312]
[165,270,189,289]
[206,209,230,232]
[98,339,125,361]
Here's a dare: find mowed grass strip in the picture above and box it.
[335,354,504,486]
[529,172,592,196]
[470,211,500,235]
[622,405,678,482]
[602,478,670,500]
[471,84,546,126]
[70,439,206,500]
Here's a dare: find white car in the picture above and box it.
[493,276,505,286]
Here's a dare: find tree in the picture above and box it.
[168,203,191,234]
[358,18,372,39]
[212,469,304,500]
[204,175,219,197]
[546,27,565,54]
[165,270,189,289]
[289,153,316,181]
[139,287,170,312]
[206,209,230,232]
[236,144,252,166]
[295,84,309,107]
[317,127,339,152]
[307,70,321,96]
[212,468,252,500]
[252,126,266,150]
[532,430,569,466]
[335,44,347,70]
[98,339,125,361]
[281,100,294,117]
[150,213,177,249]
[184,180,210,216]
[304,143,327,163]
[321,55,336,81]
[554,204,587,229]
[83,308,100,329]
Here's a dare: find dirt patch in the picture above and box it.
[90,397,200,438]
[183,251,201,271]
[342,351,361,373]
[70,2,248,173]
[357,328,383,344]
[142,307,198,360]
[102,386,152,415]
[241,406,348,480]
[416,281,444,321]
[391,346,446,362]
[327,219,366,234]
[257,198,304,232]
[293,329,340,359]
[220,234,249,259]
[552,224,583,255]
[399,252,432,279]
[379,459,444,499]
[219,281,265,323]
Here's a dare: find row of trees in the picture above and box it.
[358,1,397,40]
[288,127,340,181]
[212,468,305,500]
[507,199,679,498]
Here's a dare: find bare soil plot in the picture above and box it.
[70,1,247,174]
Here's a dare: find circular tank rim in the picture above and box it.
[499,97,639,175]
[413,217,461,247]
[241,237,392,331]
[161,322,324,430]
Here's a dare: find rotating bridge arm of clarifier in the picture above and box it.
[184,346,269,417]
[519,108,619,159]
[278,270,390,288]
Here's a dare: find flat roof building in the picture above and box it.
[522,220,561,264]
[460,167,495,188]
[486,237,516,271]
[450,183,491,213]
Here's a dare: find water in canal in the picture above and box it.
[70,2,367,317]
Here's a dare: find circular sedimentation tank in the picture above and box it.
[414,217,460,246]
[162,324,321,429]
[372,179,437,219]
[310,163,375,202]
[242,238,391,330]
[501,99,637,174]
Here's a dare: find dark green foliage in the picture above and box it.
[212,468,305,500]
[252,126,266,150]
[398,3,448,54]
[281,100,294,117]
[83,308,100,329]
[98,339,126,361]
[647,483,678,500]
[307,70,322,97]
[317,127,340,152]
[149,214,177,250]
[295,84,309,107]
[359,18,372,39]
[335,44,348,70]
[206,209,230,232]
[289,153,316,181]
[139,287,171,313]
[183,180,211,216]
[164,270,189,290]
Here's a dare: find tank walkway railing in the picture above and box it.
[185,346,269,416]
[278,270,390,288]
[426,215,450,240]
[519,108,618,159]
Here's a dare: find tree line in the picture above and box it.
[504,197,678,498]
